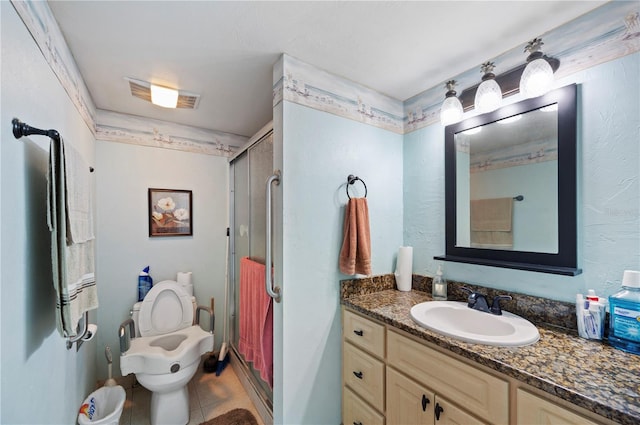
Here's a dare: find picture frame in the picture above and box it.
[148,188,193,237]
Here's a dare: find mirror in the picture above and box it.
[437,84,581,275]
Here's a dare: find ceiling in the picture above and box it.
[48,1,606,138]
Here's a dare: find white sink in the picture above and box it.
[410,301,539,347]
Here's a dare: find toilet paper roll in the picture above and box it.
[394,246,413,292]
[177,271,192,286]
[82,324,98,342]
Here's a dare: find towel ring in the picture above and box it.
[346,175,367,199]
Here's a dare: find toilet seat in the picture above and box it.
[139,281,193,337]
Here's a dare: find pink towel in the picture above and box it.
[339,198,371,275]
[238,257,273,388]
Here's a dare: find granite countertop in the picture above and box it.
[342,289,640,425]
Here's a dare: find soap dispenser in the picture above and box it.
[432,265,447,301]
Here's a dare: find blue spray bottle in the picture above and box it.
[138,266,153,301]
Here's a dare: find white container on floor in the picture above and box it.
[77,385,126,425]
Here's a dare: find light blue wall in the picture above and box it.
[471,161,558,252]
[1,3,97,423]
[95,140,228,379]
[275,101,403,424]
[404,52,640,301]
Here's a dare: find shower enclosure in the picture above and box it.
[228,124,274,422]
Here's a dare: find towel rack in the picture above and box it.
[12,118,94,172]
[346,174,367,199]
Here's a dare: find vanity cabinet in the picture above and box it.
[343,308,504,424]
[343,307,610,425]
[516,389,600,425]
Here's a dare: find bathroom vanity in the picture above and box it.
[341,289,640,425]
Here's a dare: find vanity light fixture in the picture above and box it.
[150,84,179,108]
[474,62,502,113]
[440,80,464,126]
[519,38,555,99]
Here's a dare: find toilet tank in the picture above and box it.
[131,296,197,337]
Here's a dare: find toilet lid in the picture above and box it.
[138,281,193,337]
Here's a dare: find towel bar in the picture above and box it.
[12,118,94,172]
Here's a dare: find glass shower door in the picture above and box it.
[230,131,274,410]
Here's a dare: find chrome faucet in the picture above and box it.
[461,287,512,315]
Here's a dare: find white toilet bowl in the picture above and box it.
[120,281,213,425]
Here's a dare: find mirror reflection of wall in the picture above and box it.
[455,106,559,253]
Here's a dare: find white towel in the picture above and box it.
[63,142,95,244]
[48,138,98,337]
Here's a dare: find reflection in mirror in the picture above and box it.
[455,106,558,253]
[437,84,581,276]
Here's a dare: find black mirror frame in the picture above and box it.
[436,84,581,276]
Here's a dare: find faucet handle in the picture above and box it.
[490,295,513,315]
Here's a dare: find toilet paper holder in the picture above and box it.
[65,311,97,349]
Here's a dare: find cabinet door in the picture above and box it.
[387,368,434,425]
[343,386,385,425]
[387,331,508,424]
[516,389,600,425]
[344,342,385,409]
[434,396,489,425]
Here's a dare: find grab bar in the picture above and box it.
[195,306,215,333]
[119,318,135,355]
[265,170,281,303]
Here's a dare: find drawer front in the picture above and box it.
[344,309,385,358]
[343,386,385,425]
[344,341,385,409]
[516,389,600,425]
[387,330,508,424]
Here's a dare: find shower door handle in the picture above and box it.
[265,170,281,303]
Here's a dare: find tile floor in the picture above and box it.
[118,363,265,425]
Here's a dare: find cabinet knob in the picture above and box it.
[353,422,363,425]
[421,394,431,411]
[435,403,444,421]
[353,329,364,336]
[353,371,363,379]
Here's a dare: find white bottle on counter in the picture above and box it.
[432,265,447,301]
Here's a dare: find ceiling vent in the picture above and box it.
[126,77,200,109]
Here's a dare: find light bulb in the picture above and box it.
[150,84,179,108]
[474,62,502,113]
[519,58,554,98]
[440,80,463,126]
[519,38,554,99]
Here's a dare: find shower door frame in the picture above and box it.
[228,122,274,424]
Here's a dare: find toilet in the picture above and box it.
[120,280,213,425]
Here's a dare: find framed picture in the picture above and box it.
[148,188,193,237]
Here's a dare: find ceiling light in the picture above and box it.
[519,38,554,99]
[150,84,179,108]
[440,80,464,126]
[474,62,502,113]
